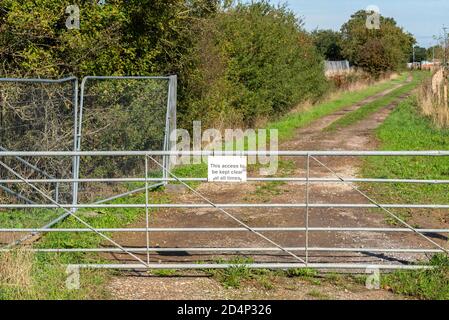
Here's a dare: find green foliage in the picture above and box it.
[152,269,178,277]
[0,0,211,77]
[427,45,445,61]
[182,1,328,127]
[206,258,274,289]
[411,46,428,63]
[0,0,328,129]
[341,10,414,77]
[312,29,344,60]
[286,268,318,278]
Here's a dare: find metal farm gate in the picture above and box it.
[1,150,448,271]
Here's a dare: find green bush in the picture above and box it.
[181,1,328,128]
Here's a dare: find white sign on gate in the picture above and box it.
[208,156,247,183]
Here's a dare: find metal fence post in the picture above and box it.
[72,77,79,212]
[145,155,150,266]
[305,154,310,266]
[163,75,177,183]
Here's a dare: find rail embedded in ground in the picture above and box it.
[0,150,448,271]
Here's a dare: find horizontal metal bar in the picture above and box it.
[5,247,444,254]
[2,203,449,209]
[1,150,449,157]
[0,77,77,83]
[2,177,449,184]
[82,76,171,81]
[1,227,449,233]
[71,263,434,270]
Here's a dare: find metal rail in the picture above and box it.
[1,227,449,233]
[71,263,433,270]
[2,203,449,209]
[3,247,444,254]
[1,150,449,156]
[2,177,449,184]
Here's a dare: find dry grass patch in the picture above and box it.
[0,248,34,297]
[418,69,449,128]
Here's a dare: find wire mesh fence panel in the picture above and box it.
[0,78,77,245]
[77,76,175,203]
[0,78,77,205]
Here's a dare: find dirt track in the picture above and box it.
[105,78,447,299]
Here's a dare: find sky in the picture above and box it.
[273,0,449,47]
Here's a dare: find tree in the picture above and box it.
[0,0,217,77]
[410,46,428,63]
[341,10,414,77]
[312,29,344,61]
[182,1,328,127]
[427,45,444,62]
[0,0,328,129]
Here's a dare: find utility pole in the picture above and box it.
[412,46,416,69]
[443,26,448,68]
[413,46,416,64]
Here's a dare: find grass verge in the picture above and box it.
[0,188,169,299]
[325,71,427,131]
[382,254,449,300]
[361,90,449,299]
[361,95,449,219]
[267,73,408,141]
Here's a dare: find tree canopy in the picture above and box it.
[312,29,344,61]
[411,46,428,63]
[0,2,418,128]
[340,10,414,76]
[0,0,327,128]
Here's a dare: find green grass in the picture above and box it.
[205,258,275,289]
[325,71,427,131]
[382,254,449,300]
[151,269,178,277]
[267,73,409,141]
[286,268,319,278]
[361,88,449,299]
[0,208,64,229]
[361,95,449,215]
[0,188,169,299]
